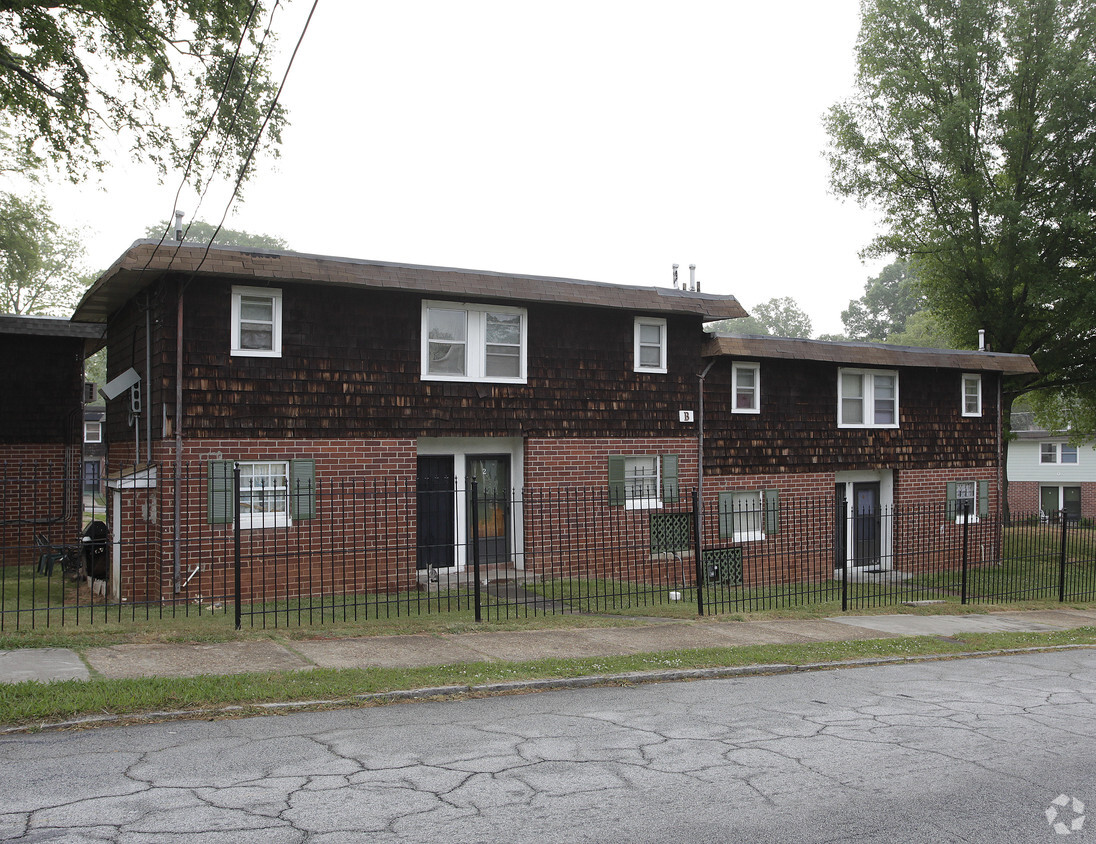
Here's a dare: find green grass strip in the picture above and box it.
[4,627,1096,728]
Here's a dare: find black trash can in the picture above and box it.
[82,520,109,582]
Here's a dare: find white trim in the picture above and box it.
[623,454,663,510]
[421,301,528,384]
[838,368,899,429]
[633,317,667,374]
[231,286,283,358]
[237,460,291,530]
[731,361,760,414]
[961,373,982,417]
[416,437,524,570]
[83,420,102,443]
[835,470,894,571]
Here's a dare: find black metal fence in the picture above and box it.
[3,464,1096,631]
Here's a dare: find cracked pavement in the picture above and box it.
[2,649,1095,842]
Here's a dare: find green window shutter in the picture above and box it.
[945,481,957,520]
[717,491,734,539]
[290,459,317,520]
[608,456,626,506]
[763,489,780,536]
[208,460,234,525]
[661,454,679,504]
[978,480,989,518]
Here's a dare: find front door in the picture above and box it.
[416,456,455,570]
[468,455,510,565]
[852,482,881,567]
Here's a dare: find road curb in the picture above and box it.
[3,644,1093,735]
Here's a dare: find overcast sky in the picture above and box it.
[42,0,886,336]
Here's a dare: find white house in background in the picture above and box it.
[1007,412,1096,522]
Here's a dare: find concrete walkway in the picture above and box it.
[3,607,1096,685]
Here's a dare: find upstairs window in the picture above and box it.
[838,368,898,429]
[732,362,760,413]
[962,373,982,417]
[634,317,667,373]
[231,286,282,357]
[1041,443,1078,465]
[422,301,527,384]
[84,420,102,443]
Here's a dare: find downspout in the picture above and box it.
[145,301,153,465]
[173,282,183,592]
[697,357,718,528]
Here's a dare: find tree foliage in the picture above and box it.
[826,0,1096,423]
[841,259,927,342]
[0,193,87,315]
[144,219,288,250]
[709,297,813,338]
[0,1,286,186]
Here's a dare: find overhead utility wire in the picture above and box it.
[188,0,320,278]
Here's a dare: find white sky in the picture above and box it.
[39,0,886,336]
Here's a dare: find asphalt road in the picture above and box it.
[2,650,1095,843]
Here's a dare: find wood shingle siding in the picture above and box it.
[703,357,1000,474]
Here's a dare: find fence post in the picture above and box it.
[1058,508,1069,603]
[693,488,705,617]
[233,462,242,631]
[841,497,848,613]
[960,502,970,605]
[471,479,482,623]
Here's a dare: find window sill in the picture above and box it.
[231,348,282,358]
[421,374,527,385]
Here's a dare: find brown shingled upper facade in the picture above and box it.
[72,241,749,324]
[703,333,1038,375]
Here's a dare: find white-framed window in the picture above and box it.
[962,373,982,417]
[838,368,899,428]
[83,420,102,443]
[717,489,780,543]
[634,317,667,374]
[422,301,527,383]
[608,454,680,509]
[1041,443,1079,464]
[238,461,290,529]
[231,286,282,357]
[732,361,760,413]
[947,480,987,523]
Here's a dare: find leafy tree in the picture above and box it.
[841,259,927,342]
[0,193,87,315]
[883,310,953,349]
[826,0,1096,436]
[709,297,813,338]
[144,220,288,250]
[0,2,286,186]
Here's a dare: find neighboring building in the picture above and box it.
[701,335,1037,575]
[1007,412,1095,522]
[83,403,106,499]
[0,315,105,556]
[71,241,747,599]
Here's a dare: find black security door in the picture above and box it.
[852,482,881,567]
[416,457,455,570]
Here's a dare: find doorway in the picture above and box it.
[416,456,455,570]
[468,455,511,565]
[852,482,882,567]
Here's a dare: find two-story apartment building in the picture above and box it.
[71,241,1037,600]
[1007,412,1096,522]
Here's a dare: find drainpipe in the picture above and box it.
[173,281,183,592]
[697,357,718,528]
[145,301,153,466]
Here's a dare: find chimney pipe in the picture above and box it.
[672,263,679,290]
[689,264,696,292]
[978,329,986,351]
[174,210,184,243]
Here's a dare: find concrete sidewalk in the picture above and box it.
[3,607,1096,685]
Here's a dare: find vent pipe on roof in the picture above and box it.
[174,210,184,242]
[672,263,679,289]
[689,264,696,292]
[978,329,986,351]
